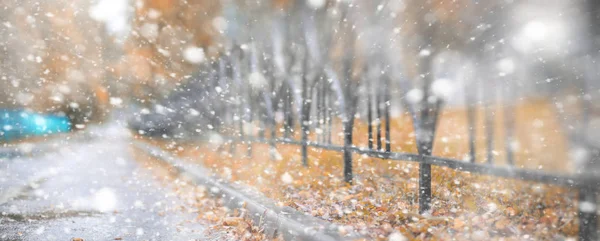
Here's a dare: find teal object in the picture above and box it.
[0,109,71,142]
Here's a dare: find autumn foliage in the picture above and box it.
[124,0,222,104]
[0,0,115,123]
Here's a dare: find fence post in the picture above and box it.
[384,76,391,153]
[269,112,277,161]
[341,64,357,185]
[417,110,434,214]
[300,66,310,167]
[578,184,598,241]
[283,87,293,138]
[485,101,495,164]
[343,119,354,184]
[367,80,373,150]
[418,137,433,214]
[376,90,383,151]
[416,52,441,214]
[418,163,432,214]
[326,91,332,144]
[466,88,476,163]
[301,119,309,167]
[503,80,515,165]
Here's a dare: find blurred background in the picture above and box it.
[1,0,600,172]
[0,0,598,130]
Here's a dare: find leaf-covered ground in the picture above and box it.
[155,99,585,240]
[133,149,283,241]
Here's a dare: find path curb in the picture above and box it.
[132,141,363,241]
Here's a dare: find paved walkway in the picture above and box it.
[0,124,207,241]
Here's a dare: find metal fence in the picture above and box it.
[188,51,600,240]
[149,1,600,240]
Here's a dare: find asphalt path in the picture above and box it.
[0,124,208,241]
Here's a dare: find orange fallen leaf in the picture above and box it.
[453,218,465,230]
[505,207,517,216]
[223,217,243,226]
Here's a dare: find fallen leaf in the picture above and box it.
[505,207,517,216]
[494,218,511,230]
[223,217,243,226]
[453,218,465,230]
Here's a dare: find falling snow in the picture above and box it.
[0,0,599,240]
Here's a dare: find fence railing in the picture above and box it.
[188,49,600,240]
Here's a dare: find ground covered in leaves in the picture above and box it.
[153,100,585,240]
[133,149,283,241]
